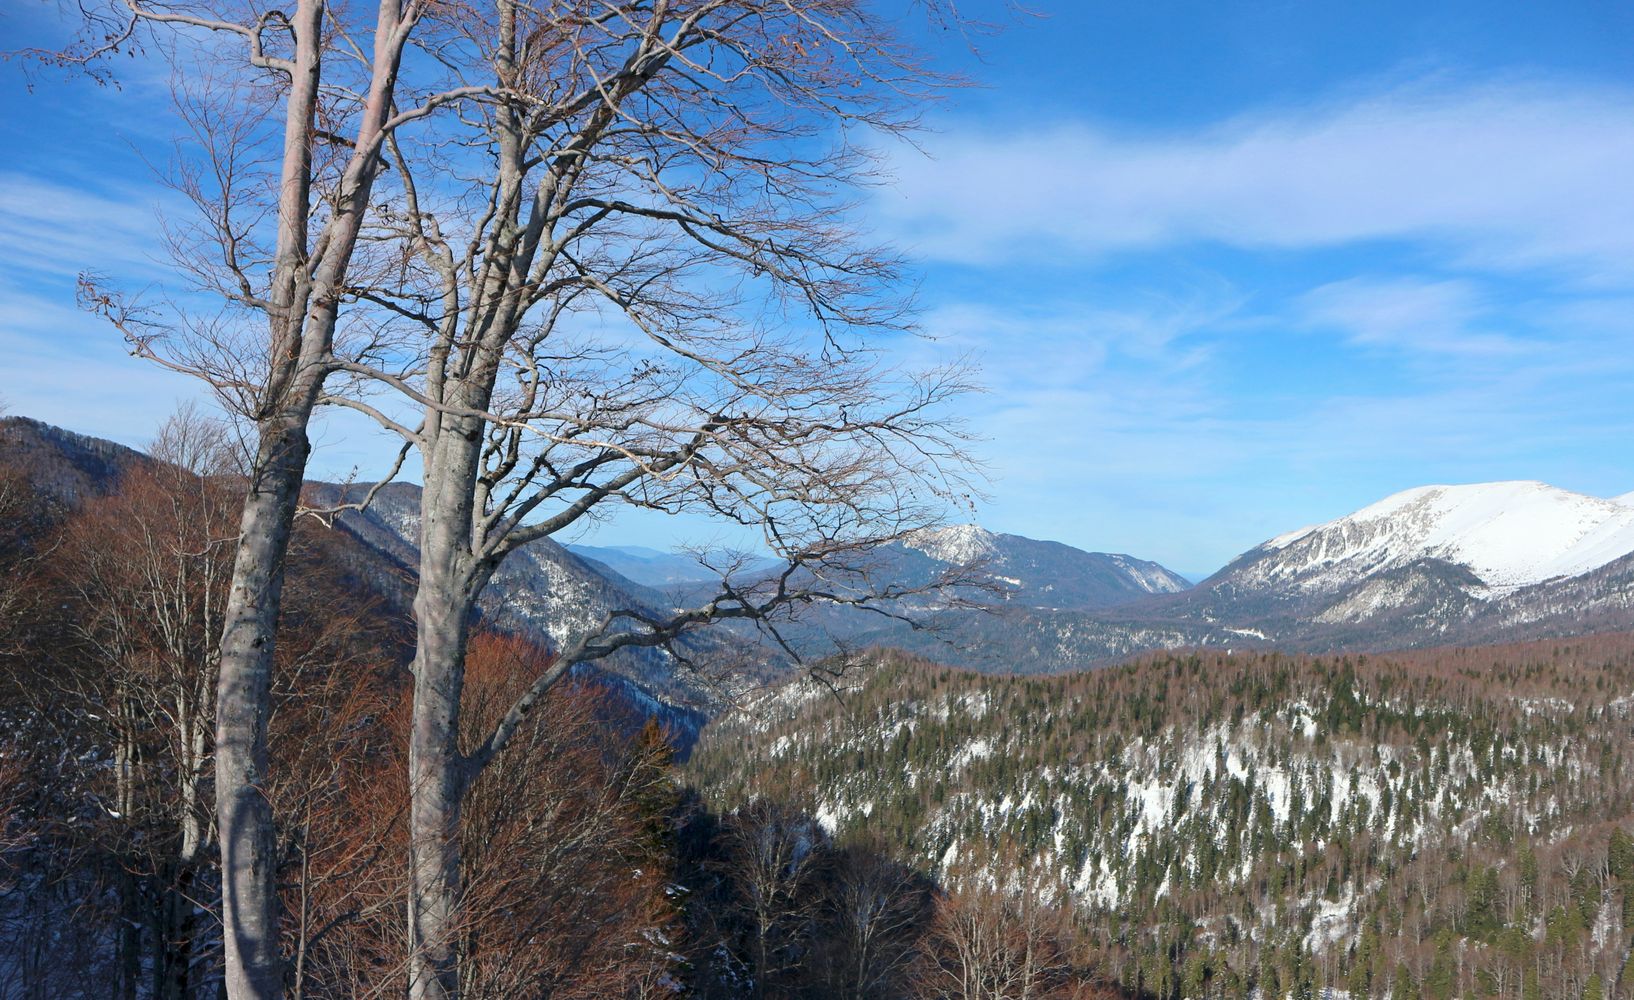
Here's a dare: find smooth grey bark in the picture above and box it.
[211,0,325,989]
[216,416,314,1000]
[337,6,970,996]
[406,415,489,1000]
[209,1,418,993]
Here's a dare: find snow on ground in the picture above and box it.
[1107,553,1191,593]
[949,738,994,770]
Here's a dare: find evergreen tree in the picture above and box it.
[1424,932,1457,1000]
[1393,961,1419,1000]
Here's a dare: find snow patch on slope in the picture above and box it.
[1106,553,1190,594]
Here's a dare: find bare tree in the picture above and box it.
[299,5,980,995]
[272,631,684,1000]
[33,4,981,996]
[821,841,935,1000]
[0,456,41,660]
[50,409,239,1000]
[31,1,496,992]
[713,800,830,1000]
[915,885,1081,1000]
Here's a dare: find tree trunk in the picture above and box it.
[406,431,484,1000]
[117,866,141,1000]
[215,416,312,1000]
[406,604,469,1000]
[156,859,195,1000]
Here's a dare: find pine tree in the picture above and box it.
[1393,961,1419,1000]
[1610,828,1634,882]
[1424,932,1457,1000]
[1524,966,1542,1000]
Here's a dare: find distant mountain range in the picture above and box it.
[566,544,780,588]
[7,415,1634,680]
[774,482,1634,671]
[900,524,1192,608]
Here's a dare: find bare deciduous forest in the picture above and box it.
[0,416,1130,997]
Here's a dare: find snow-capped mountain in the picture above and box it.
[1158,481,1634,651]
[1240,481,1634,593]
[761,525,1199,672]
[9,416,1633,678]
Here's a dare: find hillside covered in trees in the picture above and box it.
[0,416,1138,998]
[690,640,1634,999]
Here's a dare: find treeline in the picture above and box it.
[690,644,1634,999]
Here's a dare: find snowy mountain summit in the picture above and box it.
[903,524,1000,565]
[1238,481,1634,593]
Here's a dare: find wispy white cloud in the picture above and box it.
[0,173,170,281]
[904,267,1634,570]
[881,81,1634,283]
[1297,277,1526,356]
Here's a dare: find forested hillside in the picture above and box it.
[0,416,1136,998]
[691,640,1634,999]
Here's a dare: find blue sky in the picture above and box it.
[3,1,1632,577]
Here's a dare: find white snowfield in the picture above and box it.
[1253,481,1634,591]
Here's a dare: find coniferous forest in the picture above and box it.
[690,644,1634,1000]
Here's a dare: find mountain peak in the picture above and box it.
[903,523,999,564]
[1248,480,1634,591]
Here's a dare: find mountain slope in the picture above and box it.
[0,419,718,739]
[0,416,148,503]
[662,524,1202,674]
[12,414,1630,676]
[305,480,733,729]
[1231,481,1634,593]
[690,638,1634,999]
[899,524,1191,610]
[1136,481,1634,656]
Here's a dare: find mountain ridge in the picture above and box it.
[7,416,1634,677]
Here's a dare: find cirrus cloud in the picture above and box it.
[880,81,1634,284]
